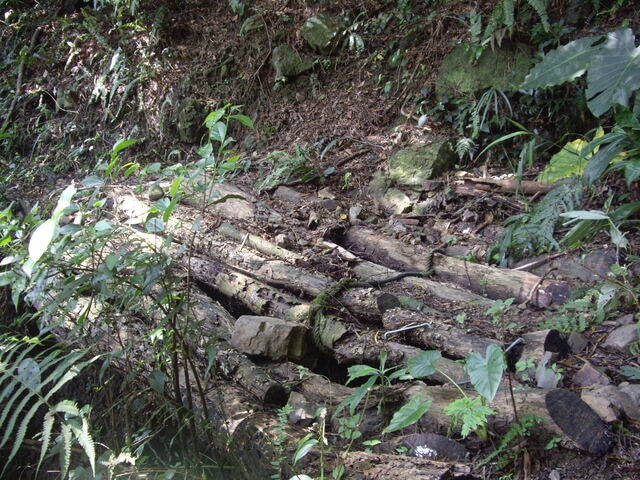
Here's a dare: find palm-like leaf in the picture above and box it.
[0,335,98,478]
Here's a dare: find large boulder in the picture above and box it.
[435,43,531,100]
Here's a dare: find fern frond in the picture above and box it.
[60,422,73,479]
[502,0,515,28]
[39,410,55,475]
[492,181,583,261]
[527,0,550,31]
[0,334,98,478]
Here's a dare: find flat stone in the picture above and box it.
[603,324,638,354]
[376,188,413,215]
[288,392,318,427]
[536,351,562,389]
[300,14,343,54]
[581,385,622,423]
[573,363,611,387]
[388,140,455,187]
[618,384,640,421]
[401,433,469,462]
[568,332,588,354]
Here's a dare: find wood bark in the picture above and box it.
[382,308,501,359]
[457,177,559,195]
[343,226,570,307]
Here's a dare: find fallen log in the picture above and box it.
[115,194,399,323]
[457,177,559,195]
[382,308,501,359]
[343,226,570,307]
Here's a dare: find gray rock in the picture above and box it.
[536,351,562,389]
[287,392,318,427]
[376,188,412,215]
[348,206,363,224]
[230,315,309,361]
[618,383,640,421]
[568,332,588,354]
[573,363,610,387]
[435,43,531,101]
[581,385,622,423]
[271,44,314,82]
[603,324,639,354]
[388,140,456,188]
[300,14,343,55]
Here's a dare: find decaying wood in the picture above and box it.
[382,309,501,359]
[344,226,570,307]
[342,451,473,480]
[332,331,467,385]
[458,177,559,195]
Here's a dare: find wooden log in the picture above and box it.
[343,226,570,307]
[115,194,398,323]
[458,177,559,195]
[401,381,596,449]
[382,308,501,359]
[342,451,473,479]
[333,331,467,385]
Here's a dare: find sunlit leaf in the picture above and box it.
[28,219,56,264]
[382,395,432,434]
[407,350,442,378]
[466,344,504,402]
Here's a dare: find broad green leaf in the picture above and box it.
[292,433,318,464]
[111,138,139,158]
[586,29,640,117]
[148,370,166,395]
[81,175,104,188]
[583,137,627,184]
[621,365,640,381]
[536,137,592,182]
[209,121,227,144]
[382,395,432,434]
[169,174,183,197]
[28,219,56,264]
[230,113,254,129]
[466,344,504,402]
[204,108,226,127]
[407,350,442,378]
[346,365,379,384]
[624,158,640,186]
[560,210,610,222]
[104,253,118,271]
[521,35,602,89]
[94,220,113,233]
[145,217,164,233]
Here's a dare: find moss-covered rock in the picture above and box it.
[300,14,343,55]
[388,140,456,187]
[435,43,531,100]
[271,44,314,83]
[176,97,206,144]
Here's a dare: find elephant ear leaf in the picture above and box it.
[586,29,640,117]
[521,35,603,89]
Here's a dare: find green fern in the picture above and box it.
[539,288,606,333]
[0,334,98,478]
[491,181,583,263]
